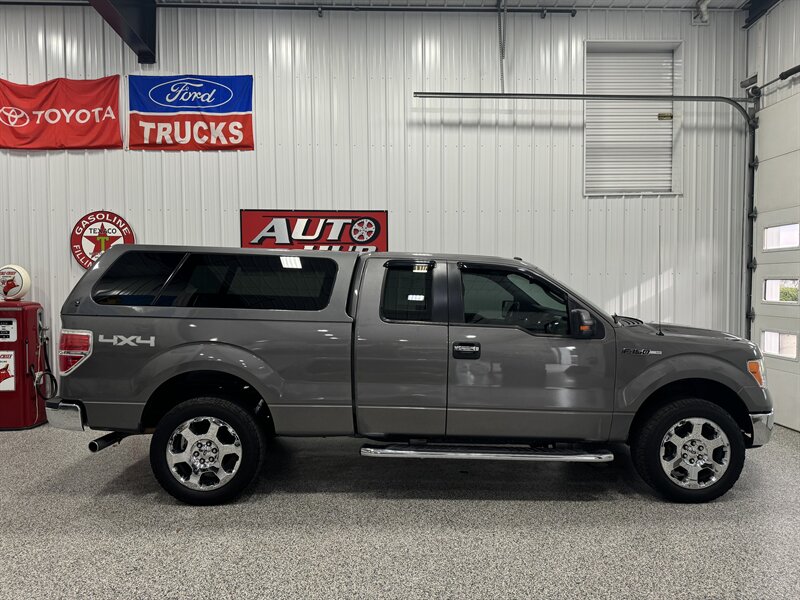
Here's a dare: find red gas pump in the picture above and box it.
[0,265,56,430]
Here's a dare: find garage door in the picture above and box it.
[752,94,800,431]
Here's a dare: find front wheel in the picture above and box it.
[150,397,265,505]
[631,398,745,503]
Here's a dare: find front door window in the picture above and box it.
[461,269,570,335]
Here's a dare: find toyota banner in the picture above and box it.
[0,76,122,150]
[241,210,389,252]
[129,75,254,151]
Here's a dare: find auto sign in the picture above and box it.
[240,210,389,252]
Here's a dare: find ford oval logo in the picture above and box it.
[148,77,234,109]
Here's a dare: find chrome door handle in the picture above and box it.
[453,342,481,359]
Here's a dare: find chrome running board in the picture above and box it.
[360,444,614,462]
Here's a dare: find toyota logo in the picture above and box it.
[0,107,30,128]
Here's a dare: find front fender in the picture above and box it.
[617,353,754,413]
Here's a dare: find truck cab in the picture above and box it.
[46,246,774,505]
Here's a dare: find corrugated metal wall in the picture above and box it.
[747,0,800,110]
[0,5,747,344]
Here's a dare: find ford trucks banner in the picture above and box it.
[0,76,122,150]
[128,75,254,151]
[241,210,389,252]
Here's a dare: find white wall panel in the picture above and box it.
[0,6,747,347]
[752,0,800,109]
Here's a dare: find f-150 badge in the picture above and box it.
[622,348,662,356]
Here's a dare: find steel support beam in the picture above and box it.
[89,0,156,64]
[157,3,577,16]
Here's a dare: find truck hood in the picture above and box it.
[617,320,763,362]
[648,323,743,342]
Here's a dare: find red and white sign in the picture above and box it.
[0,351,15,392]
[0,76,122,150]
[241,210,388,252]
[0,265,31,301]
[70,211,135,269]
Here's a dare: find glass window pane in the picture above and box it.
[763,279,799,303]
[157,253,337,310]
[761,330,798,359]
[93,251,185,306]
[461,270,569,335]
[381,265,433,321]
[764,224,800,250]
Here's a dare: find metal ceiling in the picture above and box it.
[0,0,747,9]
[154,0,746,9]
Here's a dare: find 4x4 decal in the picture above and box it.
[98,334,155,347]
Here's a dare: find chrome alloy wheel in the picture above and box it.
[166,417,243,491]
[660,417,731,489]
[350,217,378,243]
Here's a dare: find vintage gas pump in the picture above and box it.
[0,265,56,429]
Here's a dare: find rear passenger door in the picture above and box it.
[354,258,449,437]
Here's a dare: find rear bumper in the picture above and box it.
[45,398,85,432]
[749,410,774,447]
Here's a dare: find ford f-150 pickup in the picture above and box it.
[46,246,774,504]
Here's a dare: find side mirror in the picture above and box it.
[570,308,595,339]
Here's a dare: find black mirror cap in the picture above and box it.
[570,308,595,339]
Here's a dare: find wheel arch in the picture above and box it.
[627,378,753,445]
[140,369,274,434]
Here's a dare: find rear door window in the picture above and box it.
[156,253,337,311]
[381,263,434,322]
[93,251,185,306]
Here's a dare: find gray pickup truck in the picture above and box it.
[47,245,774,505]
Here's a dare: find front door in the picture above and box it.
[446,262,615,441]
[354,257,449,437]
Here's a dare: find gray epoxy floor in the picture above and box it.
[0,425,798,600]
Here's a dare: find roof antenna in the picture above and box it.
[657,220,664,336]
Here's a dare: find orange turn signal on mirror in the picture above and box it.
[747,359,766,388]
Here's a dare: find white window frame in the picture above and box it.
[583,41,684,198]
[760,328,800,362]
[762,277,800,305]
[762,222,800,252]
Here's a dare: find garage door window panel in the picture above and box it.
[763,224,800,250]
[761,330,798,360]
[763,279,799,304]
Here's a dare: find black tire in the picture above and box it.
[150,397,265,505]
[630,398,745,503]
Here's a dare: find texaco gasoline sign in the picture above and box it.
[70,211,135,269]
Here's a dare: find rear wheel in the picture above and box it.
[631,398,745,503]
[150,397,265,505]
